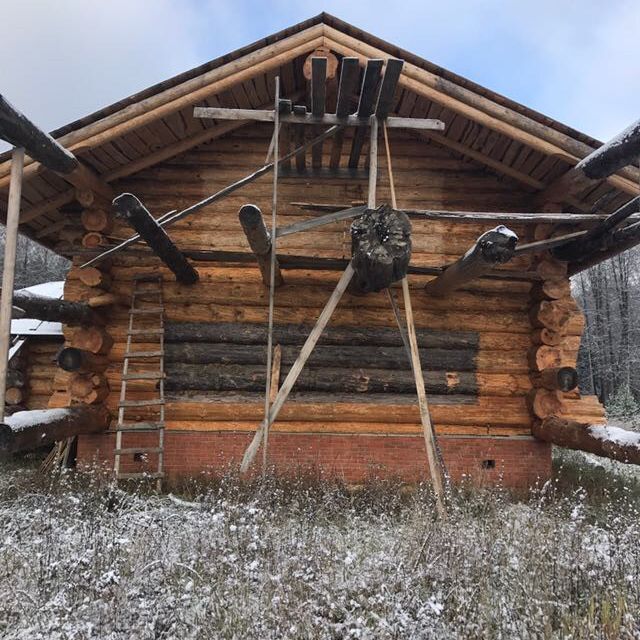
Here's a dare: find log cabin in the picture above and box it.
[1,14,639,490]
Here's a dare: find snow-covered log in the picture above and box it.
[0,405,110,454]
[424,225,517,296]
[533,416,640,465]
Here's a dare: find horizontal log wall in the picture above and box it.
[22,339,63,411]
[55,124,602,456]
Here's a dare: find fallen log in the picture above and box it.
[350,205,412,293]
[533,416,640,465]
[238,204,283,287]
[424,225,518,296]
[113,193,199,285]
[12,291,100,326]
[0,405,110,455]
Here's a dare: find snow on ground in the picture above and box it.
[0,464,639,639]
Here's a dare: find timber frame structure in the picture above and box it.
[1,13,640,488]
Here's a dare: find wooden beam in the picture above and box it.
[330,57,361,169]
[311,57,327,170]
[0,148,24,422]
[113,193,198,284]
[13,290,100,326]
[532,416,640,466]
[240,263,355,473]
[0,405,110,455]
[375,59,404,118]
[239,204,283,287]
[348,60,384,168]
[276,204,366,237]
[424,226,518,296]
[538,119,640,206]
[192,107,444,131]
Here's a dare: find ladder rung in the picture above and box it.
[124,350,164,358]
[119,399,165,408]
[114,447,163,455]
[116,421,164,431]
[131,307,164,314]
[117,472,164,480]
[127,328,164,336]
[122,371,165,380]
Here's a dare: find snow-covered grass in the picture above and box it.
[1,458,640,639]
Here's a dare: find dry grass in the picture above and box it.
[0,452,639,639]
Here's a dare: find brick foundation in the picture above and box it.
[78,431,551,490]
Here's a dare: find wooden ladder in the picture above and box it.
[114,274,165,490]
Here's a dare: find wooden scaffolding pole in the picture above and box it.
[0,148,24,422]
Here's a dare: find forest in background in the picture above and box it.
[0,226,638,424]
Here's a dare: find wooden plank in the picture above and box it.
[349,59,384,168]
[240,263,355,473]
[311,57,327,170]
[276,205,367,237]
[330,57,360,169]
[192,107,444,130]
[375,59,404,118]
[0,148,24,421]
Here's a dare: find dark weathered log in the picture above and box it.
[375,59,404,118]
[113,193,199,284]
[57,348,108,373]
[0,93,78,174]
[12,306,25,319]
[164,321,479,350]
[553,197,640,262]
[238,204,283,287]
[165,362,478,395]
[0,405,110,455]
[12,291,100,326]
[533,416,640,465]
[576,119,640,180]
[6,369,25,389]
[534,366,578,392]
[568,219,640,275]
[164,342,476,371]
[350,205,412,293]
[424,225,518,296]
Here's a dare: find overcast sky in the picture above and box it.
[1,0,638,152]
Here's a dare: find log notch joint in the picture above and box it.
[113,193,199,285]
[424,225,518,296]
[238,204,283,287]
[350,204,412,293]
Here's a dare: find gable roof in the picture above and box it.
[0,12,637,251]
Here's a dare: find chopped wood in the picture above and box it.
[424,226,518,296]
[0,405,110,455]
[72,266,112,290]
[81,208,114,233]
[113,193,199,285]
[238,204,283,287]
[350,205,412,293]
[70,327,114,355]
[533,417,640,465]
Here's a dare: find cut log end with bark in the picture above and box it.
[533,416,640,465]
[57,347,108,373]
[350,204,412,293]
[0,405,110,455]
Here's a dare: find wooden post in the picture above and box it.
[238,205,283,287]
[0,148,24,422]
[401,277,447,516]
[368,117,379,208]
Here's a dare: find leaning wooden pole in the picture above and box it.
[239,205,283,287]
[0,148,24,422]
[113,193,199,284]
[240,263,355,473]
[424,226,518,296]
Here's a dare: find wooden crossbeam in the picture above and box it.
[330,57,360,169]
[375,59,404,118]
[192,107,443,131]
[311,57,327,170]
[348,59,384,168]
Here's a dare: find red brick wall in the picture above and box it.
[78,431,551,490]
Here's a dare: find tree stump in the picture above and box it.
[350,204,411,293]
